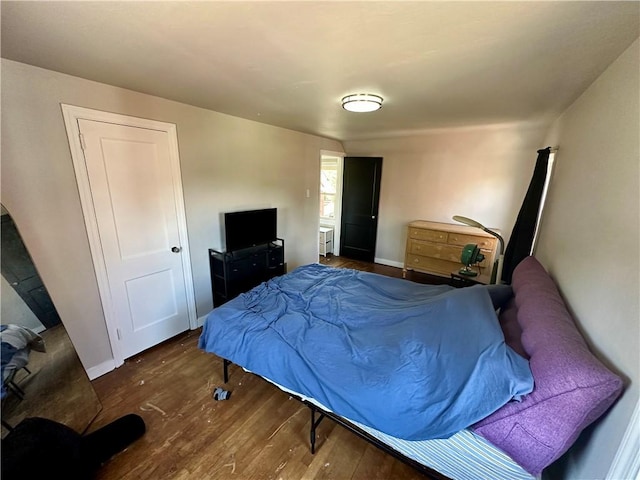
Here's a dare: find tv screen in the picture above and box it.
[224,208,277,251]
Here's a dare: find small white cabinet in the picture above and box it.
[319,227,334,256]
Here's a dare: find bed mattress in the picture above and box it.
[199,264,533,441]
[263,373,537,480]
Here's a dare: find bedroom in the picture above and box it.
[1,2,638,479]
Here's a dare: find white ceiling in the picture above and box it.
[2,1,638,141]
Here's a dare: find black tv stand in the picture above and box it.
[209,239,285,307]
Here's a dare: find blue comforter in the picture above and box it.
[199,264,533,441]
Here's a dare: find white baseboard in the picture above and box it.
[33,325,47,335]
[374,257,404,269]
[196,314,208,329]
[87,320,207,381]
[86,358,116,380]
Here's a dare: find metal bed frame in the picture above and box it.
[222,358,450,480]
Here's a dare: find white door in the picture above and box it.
[62,106,196,364]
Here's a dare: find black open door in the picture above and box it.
[1,213,61,329]
[340,157,382,261]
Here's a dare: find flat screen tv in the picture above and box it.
[224,208,277,251]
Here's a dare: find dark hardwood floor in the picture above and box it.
[318,254,450,286]
[90,256,445,479]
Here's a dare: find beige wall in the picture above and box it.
[343,122,550,266]
[3,37,638,476]
[536,39,639,479]
[1,59,343,375]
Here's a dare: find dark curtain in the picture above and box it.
[502,147,551,284]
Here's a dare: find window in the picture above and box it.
[320,158,338,219]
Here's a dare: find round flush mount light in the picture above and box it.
[341,93,383,113]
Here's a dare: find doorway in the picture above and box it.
[340,157,383,262]
[319,151,344,257]
[61,105,196,366]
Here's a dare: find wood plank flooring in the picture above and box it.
[90,257,444,479]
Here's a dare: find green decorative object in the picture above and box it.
[459,243,485,277]
[453,215,505,284]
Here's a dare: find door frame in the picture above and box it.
[319,150,344,256]
[61,104,197,367]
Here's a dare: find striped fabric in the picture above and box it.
[355,422,536,480]
[260,372,538,480]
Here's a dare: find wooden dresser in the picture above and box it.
[403,221,500,279]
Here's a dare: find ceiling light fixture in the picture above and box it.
[341,93,383,113]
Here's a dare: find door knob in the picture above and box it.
[171,246,182,253]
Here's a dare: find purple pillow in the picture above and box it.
[472,256,623,475]
[497,297,528,359]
